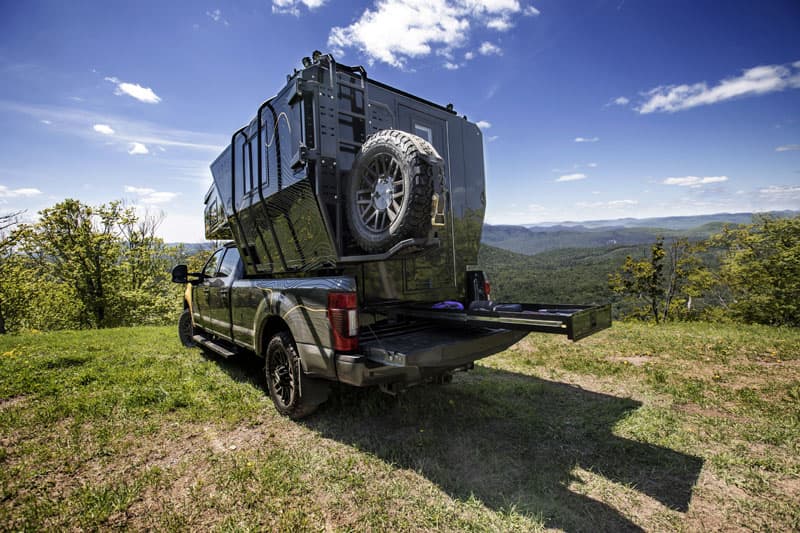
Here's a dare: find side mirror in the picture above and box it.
[171,264,189,284]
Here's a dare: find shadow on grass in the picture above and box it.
[310,368,702,532]
[199,348,267,389]
[205,352,702,531]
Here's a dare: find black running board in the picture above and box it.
[192,334,236,357]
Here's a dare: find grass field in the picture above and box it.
[1,322,799,531]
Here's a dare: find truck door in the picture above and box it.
[398,105,456,293]
[204,247,240,340]
[195,248,224,330]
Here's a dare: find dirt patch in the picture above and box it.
[607,355,655,367]
[674,403,746,423]
[0,395,27,410]
[773,476,800,499]
[683,469,750,532]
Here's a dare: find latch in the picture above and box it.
[431,192,447,227]
[290,144,309,171]
[288,79,307,106]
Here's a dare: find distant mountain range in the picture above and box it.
[521,210,798,230]
[170,210,799,259]
[482,210,798,256]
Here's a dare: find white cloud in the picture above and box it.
[557,173,587,182]
[273,0,326,16]
[206,8,229,25]
[574,136,599,143]
[608,96,629,106]
[125,185,179,205]
[443,61,461,70]
[486,135,499,142]
[328,0,526,68]
[758,185,800,201]
[662,176,729,187]
[464,51,475,60]
[638,60,800,114]
[487,17,513,31]
[329,0,468,68]
[587,162,598,168]
[93,123,115,135]
[105,76,162,104]
[775,144,800,152]
[0,101,224,153]
[575,199,638,208]
[0,185,42,198]
[40,119,52,125]
[128,142,149,155]
[523,5,540,15]
[479,41,502,56]
[125,186,155,195]
[475,120,491,129]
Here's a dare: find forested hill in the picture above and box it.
[482,210,797,256]
[476,243,642,306]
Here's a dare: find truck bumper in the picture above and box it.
[335,326,527,387]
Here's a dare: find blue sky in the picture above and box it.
[1,0,799,241]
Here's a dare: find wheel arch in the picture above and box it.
[256,315,292,357]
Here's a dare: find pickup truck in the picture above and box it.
[171,52,611,418]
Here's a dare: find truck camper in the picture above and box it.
[172,52,611,418]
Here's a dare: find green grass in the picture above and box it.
[1,322,799,531]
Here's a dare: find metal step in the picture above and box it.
[192,334,236,358]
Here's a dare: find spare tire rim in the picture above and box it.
[356,153,404,233]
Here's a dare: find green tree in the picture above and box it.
[114,207,183,326]
[0,210,24,333]
[712,215,800,326]
[609,237,695,323]
[2,199,187,333]
[14,199,125,328]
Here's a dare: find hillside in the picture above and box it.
[477,243,645,306]
[1,324,798,530]
[481,224,701,256]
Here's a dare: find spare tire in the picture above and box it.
[346,129,442,253]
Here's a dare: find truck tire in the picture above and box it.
[178,309,196,347]
[346,129,440,253]
[265,331,326,419]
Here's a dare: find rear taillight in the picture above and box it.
[328,292,358,352]
[484,280,492,300]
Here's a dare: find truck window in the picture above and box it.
[247,141,254,192]
[242,140,254,195]
[414,123,433,143]
[202,249,224,278]
[217,247,240,278]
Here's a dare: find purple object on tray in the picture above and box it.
[432,300,464,310]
